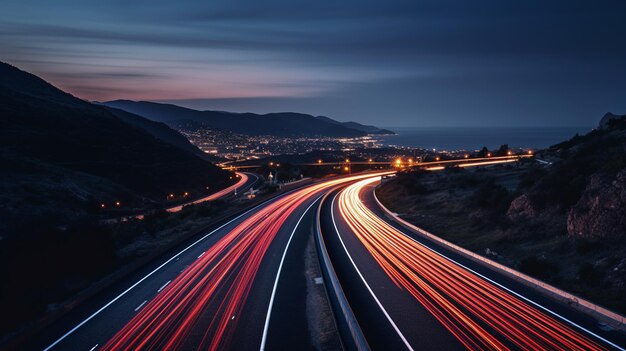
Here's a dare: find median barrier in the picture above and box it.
[314,190,371,351]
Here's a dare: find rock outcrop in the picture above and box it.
[567,169,626,238]
[598,112,626,129]
[507,194,536,220]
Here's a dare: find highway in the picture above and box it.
[32,172,386,351]
[25,170,626,350]
[165,172,258,213]
[319,176,626,350]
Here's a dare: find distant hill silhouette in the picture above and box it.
[103,105,221,161]
[314,115,394,135]
[0,61,233,233]
[103,99,393,137]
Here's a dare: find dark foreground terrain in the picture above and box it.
[0,62,235,340]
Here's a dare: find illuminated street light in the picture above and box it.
[435,156,440,161]
[507,151,512,156]
[100,203,105,208]
[368,158,373,162]
[346,159,350,163]
[115,201,121,207]
[318,159,322,164]
[269,162,274,166]
[464,154,469,159]
[487,153,492,157]
[344,166,349,171]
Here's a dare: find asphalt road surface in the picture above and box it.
[319,177,626,350]
[31,172,383,351]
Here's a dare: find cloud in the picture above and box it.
[1,0,625,125]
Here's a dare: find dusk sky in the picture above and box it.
[2,0,625,127]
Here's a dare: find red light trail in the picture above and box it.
[336,177,609,350]
[166,172,249,213]
[101,172,387,351]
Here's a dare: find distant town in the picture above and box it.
[175,120,383,160]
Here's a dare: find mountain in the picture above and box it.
[314,116,394,135]
[0,62,233,234]
[103,100,392,137]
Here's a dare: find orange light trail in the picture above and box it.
[102,172,388,351]
[336,177,608,350]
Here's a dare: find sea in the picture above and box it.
[378,126,593,151]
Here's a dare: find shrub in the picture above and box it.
[518,256,559,280]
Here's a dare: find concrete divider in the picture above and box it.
[372,184,626,330]
[315,190,370,351]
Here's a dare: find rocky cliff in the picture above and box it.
[506,112,626,239]
[567,169,626,238]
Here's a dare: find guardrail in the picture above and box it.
[315,190,371,351]
[372,184,626,330]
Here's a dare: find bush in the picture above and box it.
[470,181,511,214]
[578,263,602,285]
[518,256,559,280]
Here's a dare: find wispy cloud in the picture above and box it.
[1,0,625,125]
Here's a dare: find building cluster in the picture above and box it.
[177,124,383,160]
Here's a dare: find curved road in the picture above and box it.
[23,172,626,350]
[33,172,384,351]
[319,176,626,350]
[165,172,259,213]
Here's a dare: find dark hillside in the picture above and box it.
[377,114,626,314]
[0,64,230,235]
[103,99,373,137]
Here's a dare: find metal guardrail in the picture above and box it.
[315,190,371,351]
[372,185,626,331]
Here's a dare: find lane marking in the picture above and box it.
[157,280,171,293]
[89,344,98,351]
[43,188,305,351]
[134,300,147,312]
[330,192,414,351]
[365,183,625,351]
[386,210,626,350]
[259,195,324,351]
[197,252,205,259]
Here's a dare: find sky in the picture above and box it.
[1,0,625,127]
